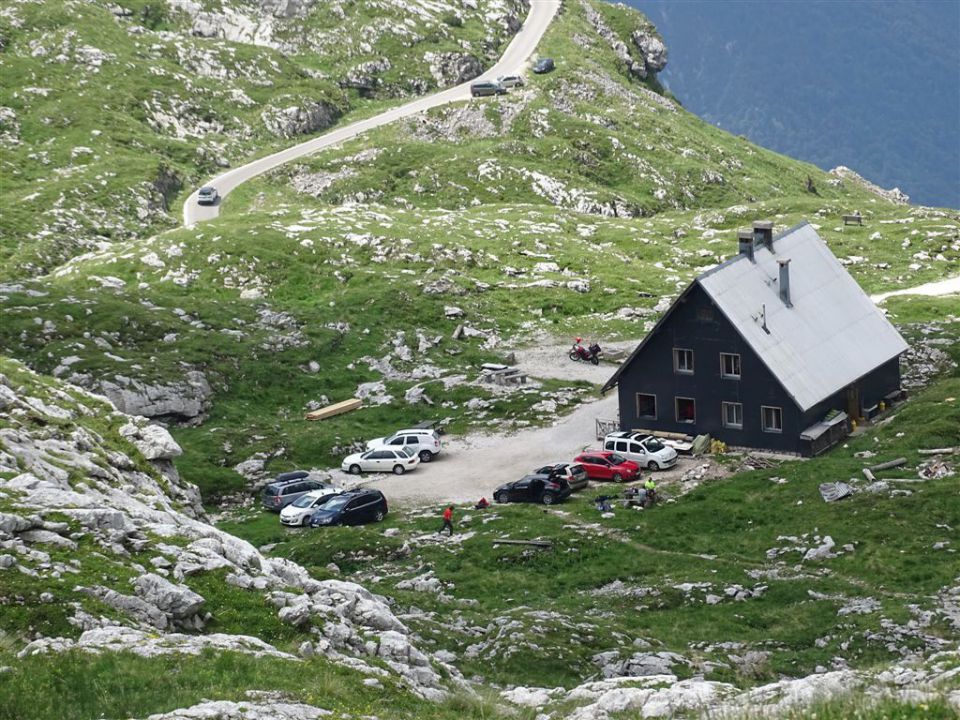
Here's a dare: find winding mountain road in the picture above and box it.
[183,0,561,226]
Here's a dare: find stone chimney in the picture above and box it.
[778,259,792,307]
[753,221,774,252]
[738,230,755,262]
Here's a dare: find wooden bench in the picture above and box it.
[843,214,863,226]
[479,364,528,386]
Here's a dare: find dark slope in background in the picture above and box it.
[632,0,960,208]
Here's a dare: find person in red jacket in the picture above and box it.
[437,505,454,536]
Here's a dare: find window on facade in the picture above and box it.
[675,397,696,424]
[636,393,657,419]
[761,406,783,433]
[720,353,741,379]
[722,402,743,429]
[673,348,694,374]
[697,307,715,322]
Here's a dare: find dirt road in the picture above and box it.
[335,336,704,507]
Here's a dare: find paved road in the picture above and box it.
[184,0,561,226]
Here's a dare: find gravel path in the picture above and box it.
[335,335,704,508]
[870,275,960,303]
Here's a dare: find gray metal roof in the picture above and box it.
[697,222,909,411]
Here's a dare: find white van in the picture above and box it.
[602,432,678,470]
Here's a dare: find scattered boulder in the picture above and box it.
[98,371,212,423]
[423,51,482,86]
[134,573,205,620]
[262,100,341,138]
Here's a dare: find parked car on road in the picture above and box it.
[603,432,678,470]
[498,74,524,88]
[532,463,588,491]
[261,472,329,511]
[367,428,442,462]
[494,475,572,505]
[470,80,507,97]
[572,451,640,483]
[280,488,343,527]
[342,447,420,475]
[197,186,219,205]
[532,57,555,74]
[309,489,388,526]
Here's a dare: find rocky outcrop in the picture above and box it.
[0,360,458,699]
[829,166,910,205]
[422,51,482,86]
[97,370,212,423]
[137,700,330,720]
[581,1,667,81]
[503,652,960,718]
[19,626,296,660]
[593,650,690,678]
[631,30,667,75]
[340,58,392,96]
[261,100,342,139]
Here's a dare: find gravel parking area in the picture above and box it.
[333,335,718,507]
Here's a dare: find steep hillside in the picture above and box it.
[2,0,957,502]
[0,356,504,719]
[2,320,959,717]
[0,0,528,276]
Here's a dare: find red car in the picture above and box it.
[573,451,640,483]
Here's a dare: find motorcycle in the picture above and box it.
[569,337,602,365]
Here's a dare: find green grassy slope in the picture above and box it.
[1,1,959,714]
[0,0,527,276]
[212,336,959,692]
[1,0,956,500]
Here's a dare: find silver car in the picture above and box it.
[197,186,219,205]
[280,489,343,526]
[341,446,420,475]
[498,74,524,88]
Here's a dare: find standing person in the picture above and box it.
[437,505,454,536]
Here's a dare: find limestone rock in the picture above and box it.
[99,371,212,422]
[134,573,205,619]
[262,100,341,138]
[119,423,183,461]
[631,31,668,74]
[423,51,482,86]
[19,626,296,660]
[138,699,332,719]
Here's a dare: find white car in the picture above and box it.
[603,432,678,470]
[498,74,524,88]
[366,428,442,463]
[342,447,420,475]
[279,488,342,526]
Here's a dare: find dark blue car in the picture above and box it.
[310,489,388,527]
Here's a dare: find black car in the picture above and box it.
[532,57,555,74]
[494,475,572,505]
[309,489,388,527]
[261,472,328,512]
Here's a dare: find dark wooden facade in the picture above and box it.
[611,283,902,455]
